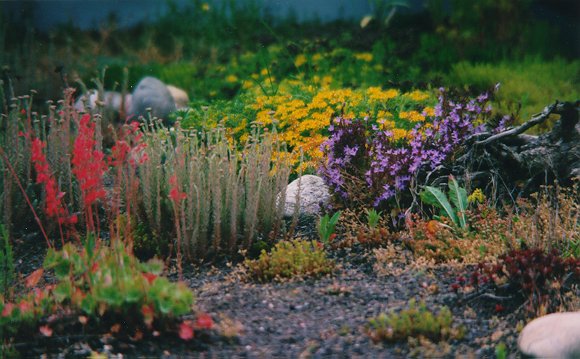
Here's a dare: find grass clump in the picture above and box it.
[0,224,14,298]
[244,239,334,282]
[367,299,464,343]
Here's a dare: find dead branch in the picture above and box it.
[475,102,558,146]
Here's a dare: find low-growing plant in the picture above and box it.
[244,239,334,282]
[318,211,341,245]
[459,248,580,316]
[1,239,208,344]
[366,299,464,343]
[404,208,513,264]
[419,176,469,229]
[329,208,394,249]
[43,240,194,320]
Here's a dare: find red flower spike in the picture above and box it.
[195,313,214,330]
[72,114,107,208]
[141,304,155,328]
[169,175,187,202]
[18,300,32,314]
[31,138,70,222]
[39,325,53,337]
[2,303,14,317]
[142,272,157,285]
[179,321,195,340]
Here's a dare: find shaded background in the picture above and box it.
[1,0,578,111]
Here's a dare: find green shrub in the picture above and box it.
[367,299,464,343]
[244,239,334,282]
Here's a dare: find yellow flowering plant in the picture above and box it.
[180,79,436,172]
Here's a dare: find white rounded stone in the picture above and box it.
[518,311,580,358]
[283,175,330,217]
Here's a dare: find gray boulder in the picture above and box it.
[518,311,580,358]
[283,175,330,217]
[129,77,176,121]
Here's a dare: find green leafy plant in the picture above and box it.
[367,299,464,343]
[244,239,334,282]
[318,211,342,245]
[420,176,468,229]
[43,241,194,319]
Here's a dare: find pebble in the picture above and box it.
[518,312,580,358]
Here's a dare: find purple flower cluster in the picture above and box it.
[318,118,368,199]
[319,88,494,208]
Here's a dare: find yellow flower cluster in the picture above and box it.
[367,87,399,102]
[354,52,373,62]
[423,106,436,117]
[399,110,426,122]
[245,85,435,170]
[294,54,307,67]
[404,90,430,102]
[468,188,486,204]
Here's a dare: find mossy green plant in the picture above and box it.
[244,239,334,282]
[367,299,464,343]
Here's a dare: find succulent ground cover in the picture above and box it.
[1,1,579,357]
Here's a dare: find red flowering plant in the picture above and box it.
[31,137,77,245]
[72,114,107,236]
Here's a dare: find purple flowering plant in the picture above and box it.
[318,88,497,211]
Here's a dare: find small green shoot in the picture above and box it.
[365,209,382,230]
[318,211,342,244]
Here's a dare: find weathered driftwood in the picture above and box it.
[426,101,579,199]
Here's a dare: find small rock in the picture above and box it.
[129,77,176,121]
[166,85,190,109]
[74,90,131,115]
[491,329,503,342]
[518,311,580,358]
[282,175,330,217]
